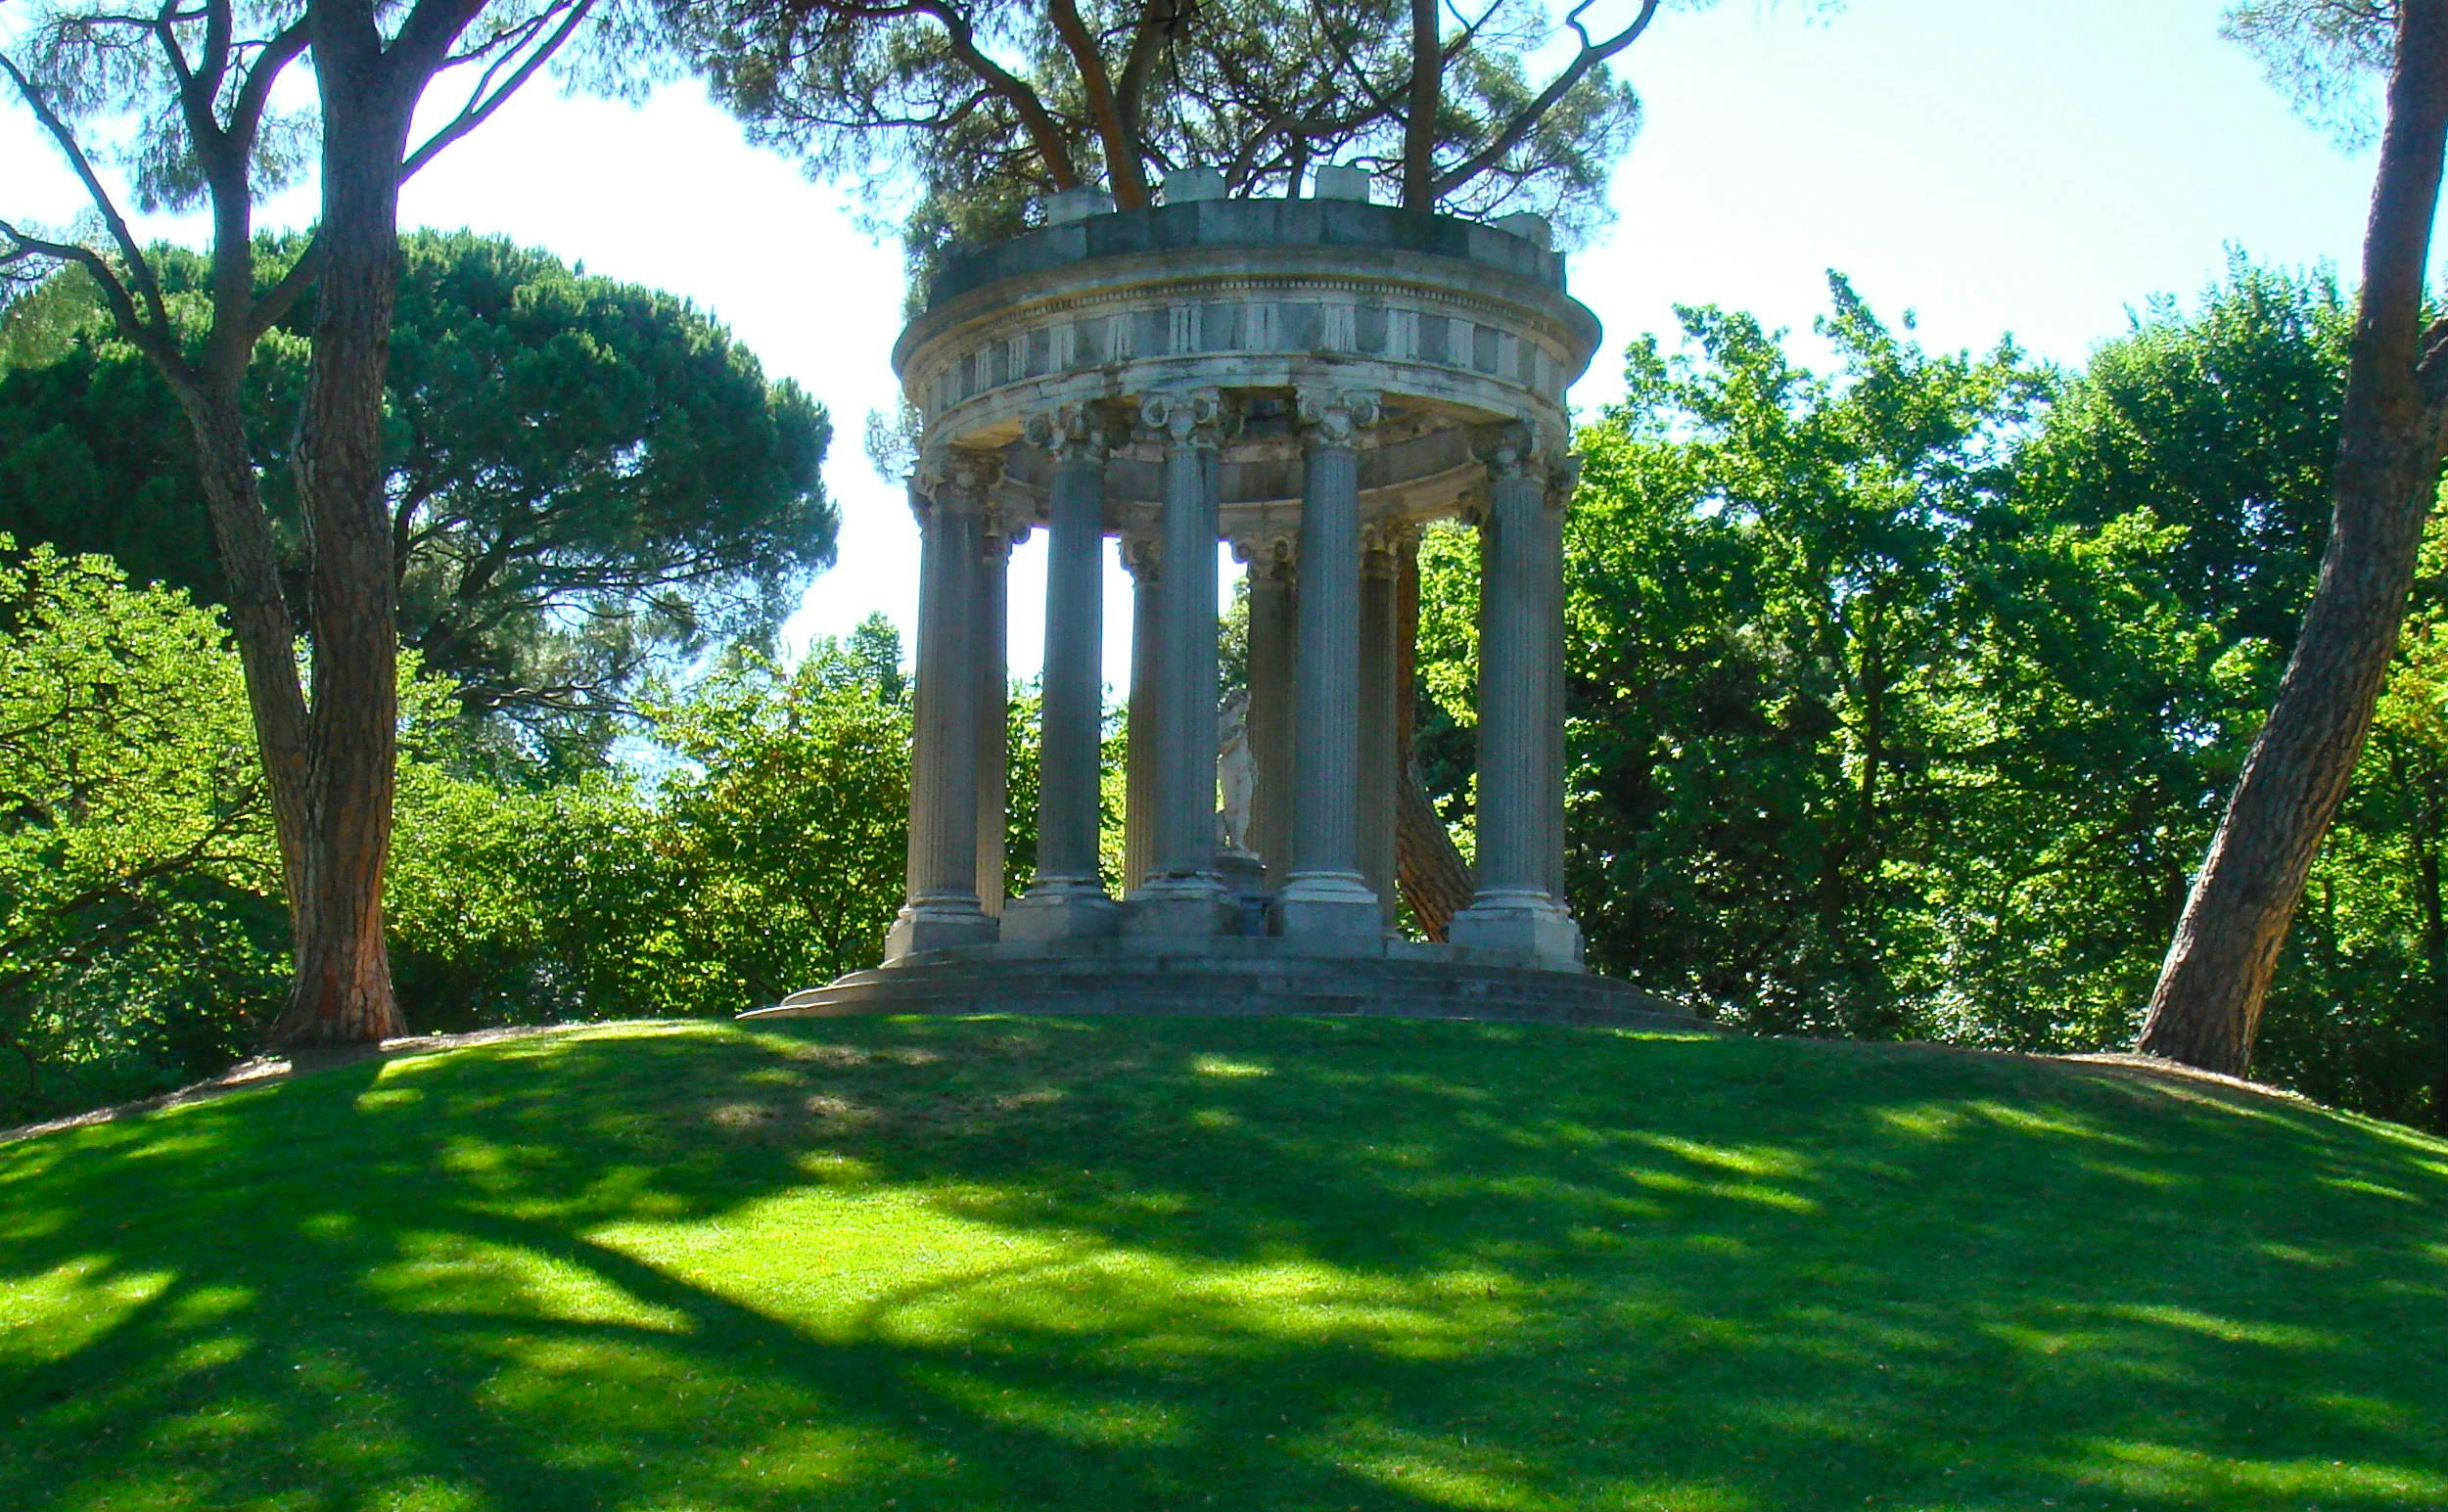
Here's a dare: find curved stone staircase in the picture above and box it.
[745,938,1705,1031]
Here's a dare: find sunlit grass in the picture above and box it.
[4,1017,2446,1510]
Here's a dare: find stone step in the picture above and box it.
[777,971,1661,1015]
[747,954,1703,1032]
[807,954,1659,995]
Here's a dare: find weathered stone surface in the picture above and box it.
[758,938,1677,1024]
[896,198,1598,548]
[849,191,1605,997]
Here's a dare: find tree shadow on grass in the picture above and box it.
[2,1016,2445,1511]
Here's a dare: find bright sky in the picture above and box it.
[1,0,2405,688]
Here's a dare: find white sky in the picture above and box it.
[1,0,2407,689]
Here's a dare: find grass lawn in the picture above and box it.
[3,1016,2446,1511]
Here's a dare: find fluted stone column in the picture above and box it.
[1007,405,1122,940]
[886,454,999,961]
[976,513,1016,917]
[1122,533,1161,893]
[1125,389,1236,937]
[1359,527,1404,930]
[1241,539,1298,893]
[1272,387,1382,940]
[1450,426,1582,968]
[1547,459,1578,904]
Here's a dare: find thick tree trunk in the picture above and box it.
[1401,0,1441,208]
[182,390,312,920]
[267,38,414,1046]
[2138,0,2448,1077]
[1391,539,1473,937]
[1397,764,1473,939]
[2137,462,2430,1072]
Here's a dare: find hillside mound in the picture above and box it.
[4,1017,2444,1511]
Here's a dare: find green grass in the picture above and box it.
[3,1017,2446,1511]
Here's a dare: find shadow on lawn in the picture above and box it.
[3,1016,2446,1512]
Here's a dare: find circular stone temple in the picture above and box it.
[755,181,1683,1025]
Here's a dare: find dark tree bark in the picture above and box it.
[1391,537,1473,938]
[9,0,583,1048]
[2139,0,2448,1077]
[1400,0,1441,208]
[185,391,313,916]
[266,1,467,1045]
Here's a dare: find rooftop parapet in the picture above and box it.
[925,196,1570,309]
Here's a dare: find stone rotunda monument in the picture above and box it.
[754,171,1682,1025]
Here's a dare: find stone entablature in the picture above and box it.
[894,200,1601,536]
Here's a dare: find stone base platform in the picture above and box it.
[745,938,1700,1030]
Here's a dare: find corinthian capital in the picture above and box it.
[1546,453,1584,510]
[1474,421,1543,483]
[1294,386,1382,449]
[1024,401,1122,466]
[916,445,1003,514]
[1362,518,1420,571]
[1475,420,1574,493]
[1230,531,1297,581]
[1137,388,1236,450]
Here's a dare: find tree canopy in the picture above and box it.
[0,232,838,760]
[2,0,636,1041]
[0,535,281,1120]
[667,0,1670,270]
[1399,261,2448,1124]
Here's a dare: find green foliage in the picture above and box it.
[1423,274,2043,1037]
[0,232,837,763]
[388,615,1050,1027]
[1,556,1067,1122]
[672,0,1650,281]
[2223,0,2396,144]
[0,538,282,1123]
[1413,260,2448,1124]
[649,633,918,997]
[5,1018,2447,1508]
[2259,511,2448,1118]
[387,619,919,1023]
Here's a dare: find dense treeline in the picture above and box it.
[0,553,938,1122]
[0,231,838,770]
[1417,262,2445,1124]
[4,256,2443,1130]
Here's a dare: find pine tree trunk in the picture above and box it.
[267,38,413,1046]
[183,391,312,921]
[1401,0,1442,208]
[1397,763,1474,939]
[1392,539,1473,938]
[2138,0,2448,1077]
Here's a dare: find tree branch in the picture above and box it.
[0,222,194,392]
[0,48,172,334]
[247,237,322,341]
[1114,0,1178,145]
[913,0,1081,189]
[402,0,596,179]
[1047,0,1145,205]
[1432,0,1658,202]
[1404,0,1441,207]
[225,15,312,145]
